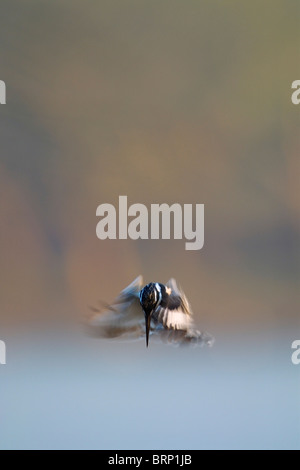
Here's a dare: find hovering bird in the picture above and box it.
[88,276,214,348]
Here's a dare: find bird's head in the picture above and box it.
[139,282,162,347]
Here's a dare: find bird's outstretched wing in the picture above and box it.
[88,276,145,340]
[153,278,214,347]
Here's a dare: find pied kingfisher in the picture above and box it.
[89,276,214,347]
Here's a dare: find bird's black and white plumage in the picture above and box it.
[88,276,214,347]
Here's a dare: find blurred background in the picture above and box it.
[0,1,299,449]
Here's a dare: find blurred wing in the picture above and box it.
[155,278,192,330]
[88,276,144,340]
[165,277,193,315]
[113,275,143,304]
[153,278,214,346]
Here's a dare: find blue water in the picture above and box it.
[0,329,299,449]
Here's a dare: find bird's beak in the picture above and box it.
[145,314,151,347]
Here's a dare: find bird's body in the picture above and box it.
[89,276,214,347]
